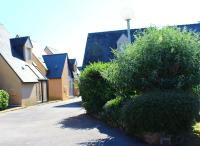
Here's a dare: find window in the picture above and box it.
[24,47,32,61]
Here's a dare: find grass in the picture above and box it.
[185,122,200,146]
[193,122,200,137]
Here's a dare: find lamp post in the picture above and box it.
[126,19,131,43]
[121,8,134,43]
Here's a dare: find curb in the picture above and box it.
[0,107,26,113]
[0,96,81,113]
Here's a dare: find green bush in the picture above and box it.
[106,27,200,93]
[0,90,9,110]
[193,85,200,97]
[79,62,115,115]
[103,62,137,96]
[102,96,124,127]
[121,90,200,135]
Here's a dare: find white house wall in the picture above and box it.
[21,83,38,106]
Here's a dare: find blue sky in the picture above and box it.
[0,0,200,66]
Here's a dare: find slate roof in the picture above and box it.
[83,23,200,68]
[82,28,144,68]
[69,59,76,71]
[43,53,68,79]
[177,23,200,32]
[77,66,82,71]
[0,53,41,82]
[68,59,76,78]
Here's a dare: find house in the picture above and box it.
[42,53,70,100]
[82,23,200,68]
[42,46,78,97]
[0,24,48,106]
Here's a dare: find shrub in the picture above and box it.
[103,62,137,96]
[106,27,200,93]
[79,62,115,115]
[0,90,9,110]
[102,96,124,127]
[193,85,200,97]
[121,90,200,135]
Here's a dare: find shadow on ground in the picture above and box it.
[58,114,102,130]
[58,113,150,146]
[54,101,82,108]
[77,138,117,146]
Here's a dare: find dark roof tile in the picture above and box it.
[10,36,32,60]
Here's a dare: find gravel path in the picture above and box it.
[0,97,150,146]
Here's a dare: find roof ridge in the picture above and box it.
[88,28,144,35]
[10,36,30,40]
[88,23,200,34]
[42,53,68,56]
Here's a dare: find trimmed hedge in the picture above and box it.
[102,96,124,127]
[79,62,115,115]
[0,90,9,110]
[81,27,200,140]
[121,90,200,135]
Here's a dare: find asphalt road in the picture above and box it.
[0,97,150,146]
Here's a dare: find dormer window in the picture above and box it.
[10,36,33,62]
[23,37,33,61]
[117,34,129,51]
[24,47,32,61]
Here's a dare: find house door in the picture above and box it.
[36,82,42,102]
[69,78,74,96]
[42,81,48,102]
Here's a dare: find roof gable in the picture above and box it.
[117,34,129,51]
[24,38,33,48]
[82,28,142,67]
[43,53,67,79]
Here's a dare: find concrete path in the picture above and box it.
[0,97,150,146]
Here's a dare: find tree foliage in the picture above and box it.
[0,90,9,110]
[105,27,200,93]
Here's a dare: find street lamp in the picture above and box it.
[121,8,134,43]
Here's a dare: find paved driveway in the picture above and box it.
[0,97,150,146]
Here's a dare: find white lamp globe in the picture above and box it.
[121,7,134,20]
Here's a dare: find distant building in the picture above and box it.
[43,53,70,100]
[43,46,79,97]
[83,23,200,68]
[0,24,80,107]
